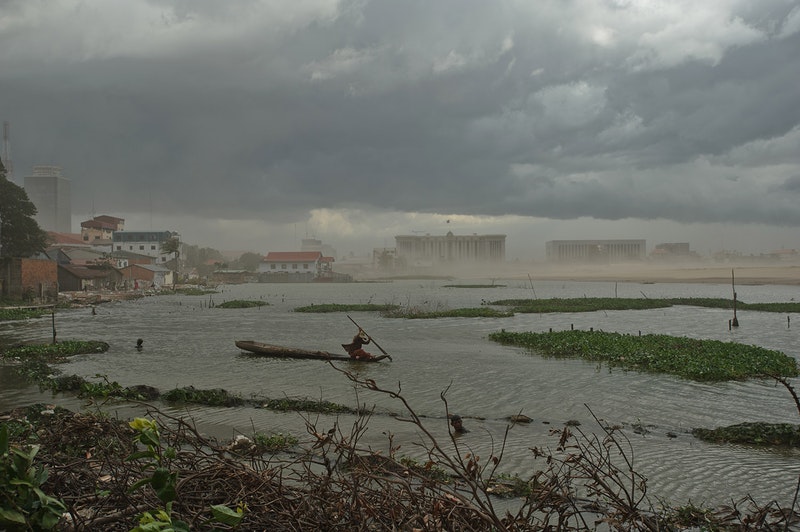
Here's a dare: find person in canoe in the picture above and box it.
[342,328,376,360]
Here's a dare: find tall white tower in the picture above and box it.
[24,165,72,233]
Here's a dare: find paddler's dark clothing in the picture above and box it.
[342,332,374,360]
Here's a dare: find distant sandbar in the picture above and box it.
[509,264,800,286]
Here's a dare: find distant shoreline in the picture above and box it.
[370,263,800,286]
[505,264,800,286]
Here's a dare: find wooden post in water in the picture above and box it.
[731,269,739,327]
[51,307,57,344]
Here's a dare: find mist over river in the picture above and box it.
[2,278,799,509]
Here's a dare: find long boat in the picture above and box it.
[235,340,390,362]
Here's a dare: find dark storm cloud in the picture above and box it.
[2,0,799,233]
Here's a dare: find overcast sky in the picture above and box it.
[2,0,799,260]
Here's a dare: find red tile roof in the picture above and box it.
[47,232,87,246]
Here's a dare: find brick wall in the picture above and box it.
[4,258,58,302]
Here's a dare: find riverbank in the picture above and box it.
[364,262,800,286]
[511,263,800,286]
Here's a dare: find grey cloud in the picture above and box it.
[1,0,799,245]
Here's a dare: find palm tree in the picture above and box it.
[160,234,181,287]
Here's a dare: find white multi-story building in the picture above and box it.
[395,231,506,267]
[112,231,178,264]
[24,165,71,233]
[545,239,646,263]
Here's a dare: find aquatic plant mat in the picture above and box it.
[489,330,798,382]
[3,366,800,530]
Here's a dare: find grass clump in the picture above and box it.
[261,397,355,414]
[0,307,50,321]
[162,386,245,407]
[488,297,800,314]
[253,432,298,452]
[216,300,268,309]
[384,307,513,319]
[488,329,798,382]
[0,341,109,363]
[692,422,800,446]
[491,297,672,313]
[443,284,506,288]
[293,303,400,313]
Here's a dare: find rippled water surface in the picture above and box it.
[2,279,799,508]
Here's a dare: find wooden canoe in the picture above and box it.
[235,340,390,362]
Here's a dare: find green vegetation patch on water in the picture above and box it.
[491,297,671,313]
[489,297,800,314]
[294,303,400,313]
[162,386,246,407]
[261,397,356,414]
[0,307,51,321]
[0,340,109,362]
[692,422,800,446]
[443,284,506,288]
[216,299,269,309]
[488,330,798,382]
[384,307,514,319]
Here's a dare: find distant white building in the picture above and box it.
[24,165,72,233]
[395,231,506,267]
[112,231,178,264]
[258,251,325,276]
[545,239,646,263]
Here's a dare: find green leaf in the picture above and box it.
[0,424,8,454]
[172,518,192,531]
[128,477,153,493]
[127,450,158,461]
[211,504,245,526]
[138,429,161,448]
[0,507,28,525]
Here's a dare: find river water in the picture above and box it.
[1,278,799,510]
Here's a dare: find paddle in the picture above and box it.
[347,315,392,361]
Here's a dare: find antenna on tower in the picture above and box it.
[2,121,13,181]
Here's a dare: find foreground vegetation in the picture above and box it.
[488,329,798,382]
[2,366,798,530]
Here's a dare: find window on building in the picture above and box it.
[303,264,309,269]
[281,264,287,269]
[116,245,121,250]
[270,264,276,270]
[292,264,298,269]
[151,245,156,250]
[139,245,144,250]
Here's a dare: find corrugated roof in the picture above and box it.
[59,264,118,279]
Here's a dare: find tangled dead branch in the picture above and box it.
[2,365,799,530]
